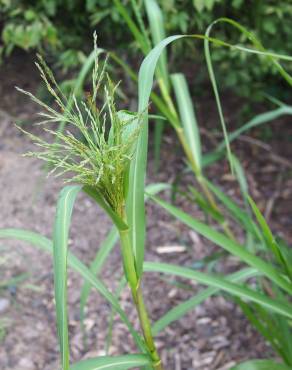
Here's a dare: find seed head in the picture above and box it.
[17,40,142,215]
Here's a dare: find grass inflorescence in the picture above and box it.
[17,38,142,215]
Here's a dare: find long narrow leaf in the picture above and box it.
[248,196,291,278]
[210,18,292,86]
[144,262,292,320]
[153,119,165,171]
[144,0,169,88]
[204,179,261,239]
[114,0,150,54]
[236,299,286,361]
[53,185,82,370]
[70,354,150,370]
[204,25,233,171]
[152,267,258,334]
[127,35,184,278]
[216,105,292,152]
[204,17,292,171]
[230,359,292,370]
[171,73,201,173]
[150,195,292,295]
[128,29,292,278]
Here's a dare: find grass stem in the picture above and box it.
[118,209,164,370]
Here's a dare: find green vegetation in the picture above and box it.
[1,1,292,369]
[1,0,292,99]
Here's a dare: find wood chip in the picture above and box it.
[156,245,186,254]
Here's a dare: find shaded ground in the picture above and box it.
[0,53,291,370]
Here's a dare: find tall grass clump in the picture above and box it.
[1,18,292,370]
[15,37,165,369]
[111,0,292,245]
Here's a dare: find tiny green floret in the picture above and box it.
[17,42,142,215]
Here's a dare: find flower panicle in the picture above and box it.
[17,40,143,214]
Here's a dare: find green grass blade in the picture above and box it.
[248,196,277,247]
[204,25,233,172]
[145,182,170,197]
[201,150,223,168]
[131,0,151,50]
[230,359,292,370]
[150,195,292,295]
[144,0,169,88]
[110,50,180,129]
[0,229,54,254]
[203,105,292,167]
[0,229,146,352]
[231,154,248,196]
[0,273,29,289]
[153,119,165,171]
[144,262,292,320]
[70,354,150,370]
[277,317,292,364]
[114,0,150,54]
[127,35,184,278]
[171,73,201,173]
[73,50,97,95]
[128,28,292,278]
[248,196,290,277]
[210,18,292,86]
[235,299,286,360]
[53,185,82,370]
[216,105,292,152]
[152,267,258,334]
[204,180,261,238]
[189,186,225,224]
[204,17,292,171]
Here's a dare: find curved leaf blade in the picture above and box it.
[171,73,201,173]
[152,267,258,334]
[144,0,169,87]
[114,0,150,55]
[144,262,292,320]
[127,35,184,278]
[230,359,292,370]
[128,27,292,278]
[150,195,292,295]
[70,354,150,370]
[216,105,292,152]
[210,18,292,86]
[53,185,82,370]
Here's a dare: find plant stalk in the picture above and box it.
[118,214,164,370]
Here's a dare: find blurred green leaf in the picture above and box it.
[230,359,292,370]
[70,354,150,370]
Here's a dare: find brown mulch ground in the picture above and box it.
[0,53,291,370]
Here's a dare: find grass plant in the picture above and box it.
[112,0,292,244]
[1,14,292,370]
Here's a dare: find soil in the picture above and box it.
[0,52,291,370]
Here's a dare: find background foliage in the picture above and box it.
[1,0,292,99]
